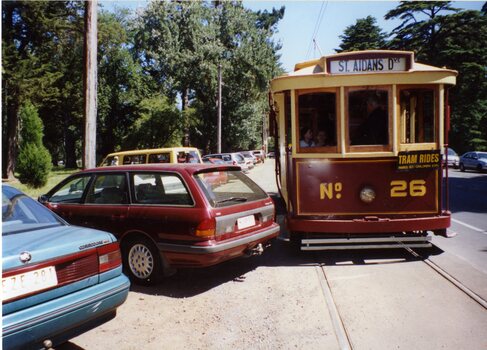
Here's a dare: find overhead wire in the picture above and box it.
[305,0,328,60]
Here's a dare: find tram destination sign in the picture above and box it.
[397,150,441,171]
[328,55,409,75]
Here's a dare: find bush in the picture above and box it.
[17,143,52,188]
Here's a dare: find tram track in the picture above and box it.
[314,262,354,350]
[407,246,487,310]
[310,245,486,350]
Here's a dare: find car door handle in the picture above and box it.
[111,214,126,220]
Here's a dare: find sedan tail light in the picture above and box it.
[97,242,122,273]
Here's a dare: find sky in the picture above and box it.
[103,1,484,73]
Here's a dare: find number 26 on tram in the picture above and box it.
[269,50,457,250]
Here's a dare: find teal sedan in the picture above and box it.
[2,185,130,350]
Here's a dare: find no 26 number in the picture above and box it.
[390,180,426,197]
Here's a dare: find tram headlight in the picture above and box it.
[360,187,376,203]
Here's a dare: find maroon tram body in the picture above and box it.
[270,50,457,250]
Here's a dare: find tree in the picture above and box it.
[135,1,283,153]
[336,16,388,52]
[385,1,459,64]
[16,101,52,187]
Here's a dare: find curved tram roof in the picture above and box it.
[271,50,457,92]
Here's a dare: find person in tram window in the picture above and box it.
[300,127,315,147]
[358,95,388,145]
[315,130,328,147]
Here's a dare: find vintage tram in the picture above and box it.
[269,50,457,250]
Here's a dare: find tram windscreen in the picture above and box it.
[297,92,336,149]
[349,90,389,146]
[400,88,435,143]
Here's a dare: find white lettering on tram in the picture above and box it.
[330,57,406,74]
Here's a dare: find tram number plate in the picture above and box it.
[2,266,58,302]
[237,215,256,230]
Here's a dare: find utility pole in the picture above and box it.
[217,64,222,153]
[83,0,97,169]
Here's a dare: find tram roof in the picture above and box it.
[271,50,457,91]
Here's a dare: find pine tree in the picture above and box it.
[17,101,52,188]
[336,16,388,53]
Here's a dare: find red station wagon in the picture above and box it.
[39,164,280,285]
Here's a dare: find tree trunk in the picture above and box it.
[83,0,98,169]
[182,88,190,146]
[4,97,19,180]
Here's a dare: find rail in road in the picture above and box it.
[250,160,487,349]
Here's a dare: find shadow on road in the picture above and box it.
[129,236,444,298]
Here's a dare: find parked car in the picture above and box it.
[267,151,275,159]
[202,157,225,165]
[444,148,459,168]
[100,147,202,166]
[240,151,258,165]
[252,150,266,163]
[39,164,280,285]
[202,153,249,172]
[2,185,130,350]
[459,151,487,172]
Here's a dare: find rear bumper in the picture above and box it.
[288,212,450,234]
[2,274,130,350]
[159,223,280,267]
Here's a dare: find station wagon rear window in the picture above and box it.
[195,170,268,208]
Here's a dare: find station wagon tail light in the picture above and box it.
[195,218,216,238]
[97,242,122,273]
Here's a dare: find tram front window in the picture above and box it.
[297,91,336,150]
[400,88,435,143]
[349,90,389,146]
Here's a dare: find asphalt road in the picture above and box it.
[60,160,487,350]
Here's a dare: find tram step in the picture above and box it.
[301,236,432,250]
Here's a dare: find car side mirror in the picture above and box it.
[38,194,49,204]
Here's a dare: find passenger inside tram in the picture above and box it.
[350,91,388,145]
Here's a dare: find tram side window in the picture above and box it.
[297,92,336,149]
[349,90,388,146]
[400,89,435,143]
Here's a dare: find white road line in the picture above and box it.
[451,218,487,234]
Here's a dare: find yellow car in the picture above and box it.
[100,147,202,166]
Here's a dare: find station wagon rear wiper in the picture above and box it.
[215,196,248,204]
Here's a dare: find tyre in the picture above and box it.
[476,164,482,172]
[123,237,161,285]
[459,163,465,172]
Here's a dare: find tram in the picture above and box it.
[269,50,457,250]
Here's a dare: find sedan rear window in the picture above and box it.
[195,170,268,208]
[3,192,63,234]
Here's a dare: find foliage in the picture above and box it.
[16,102,52,187]
[125,95,183,149]
[336,16,388,52]
[135,0,284,152]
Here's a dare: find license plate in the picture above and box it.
[2,266,58,302]
[237,215,256,230]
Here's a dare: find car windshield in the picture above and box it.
[478,153,487,159]
[2,188,64,235]
[447,149,457,156]
[194,170,268,208]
